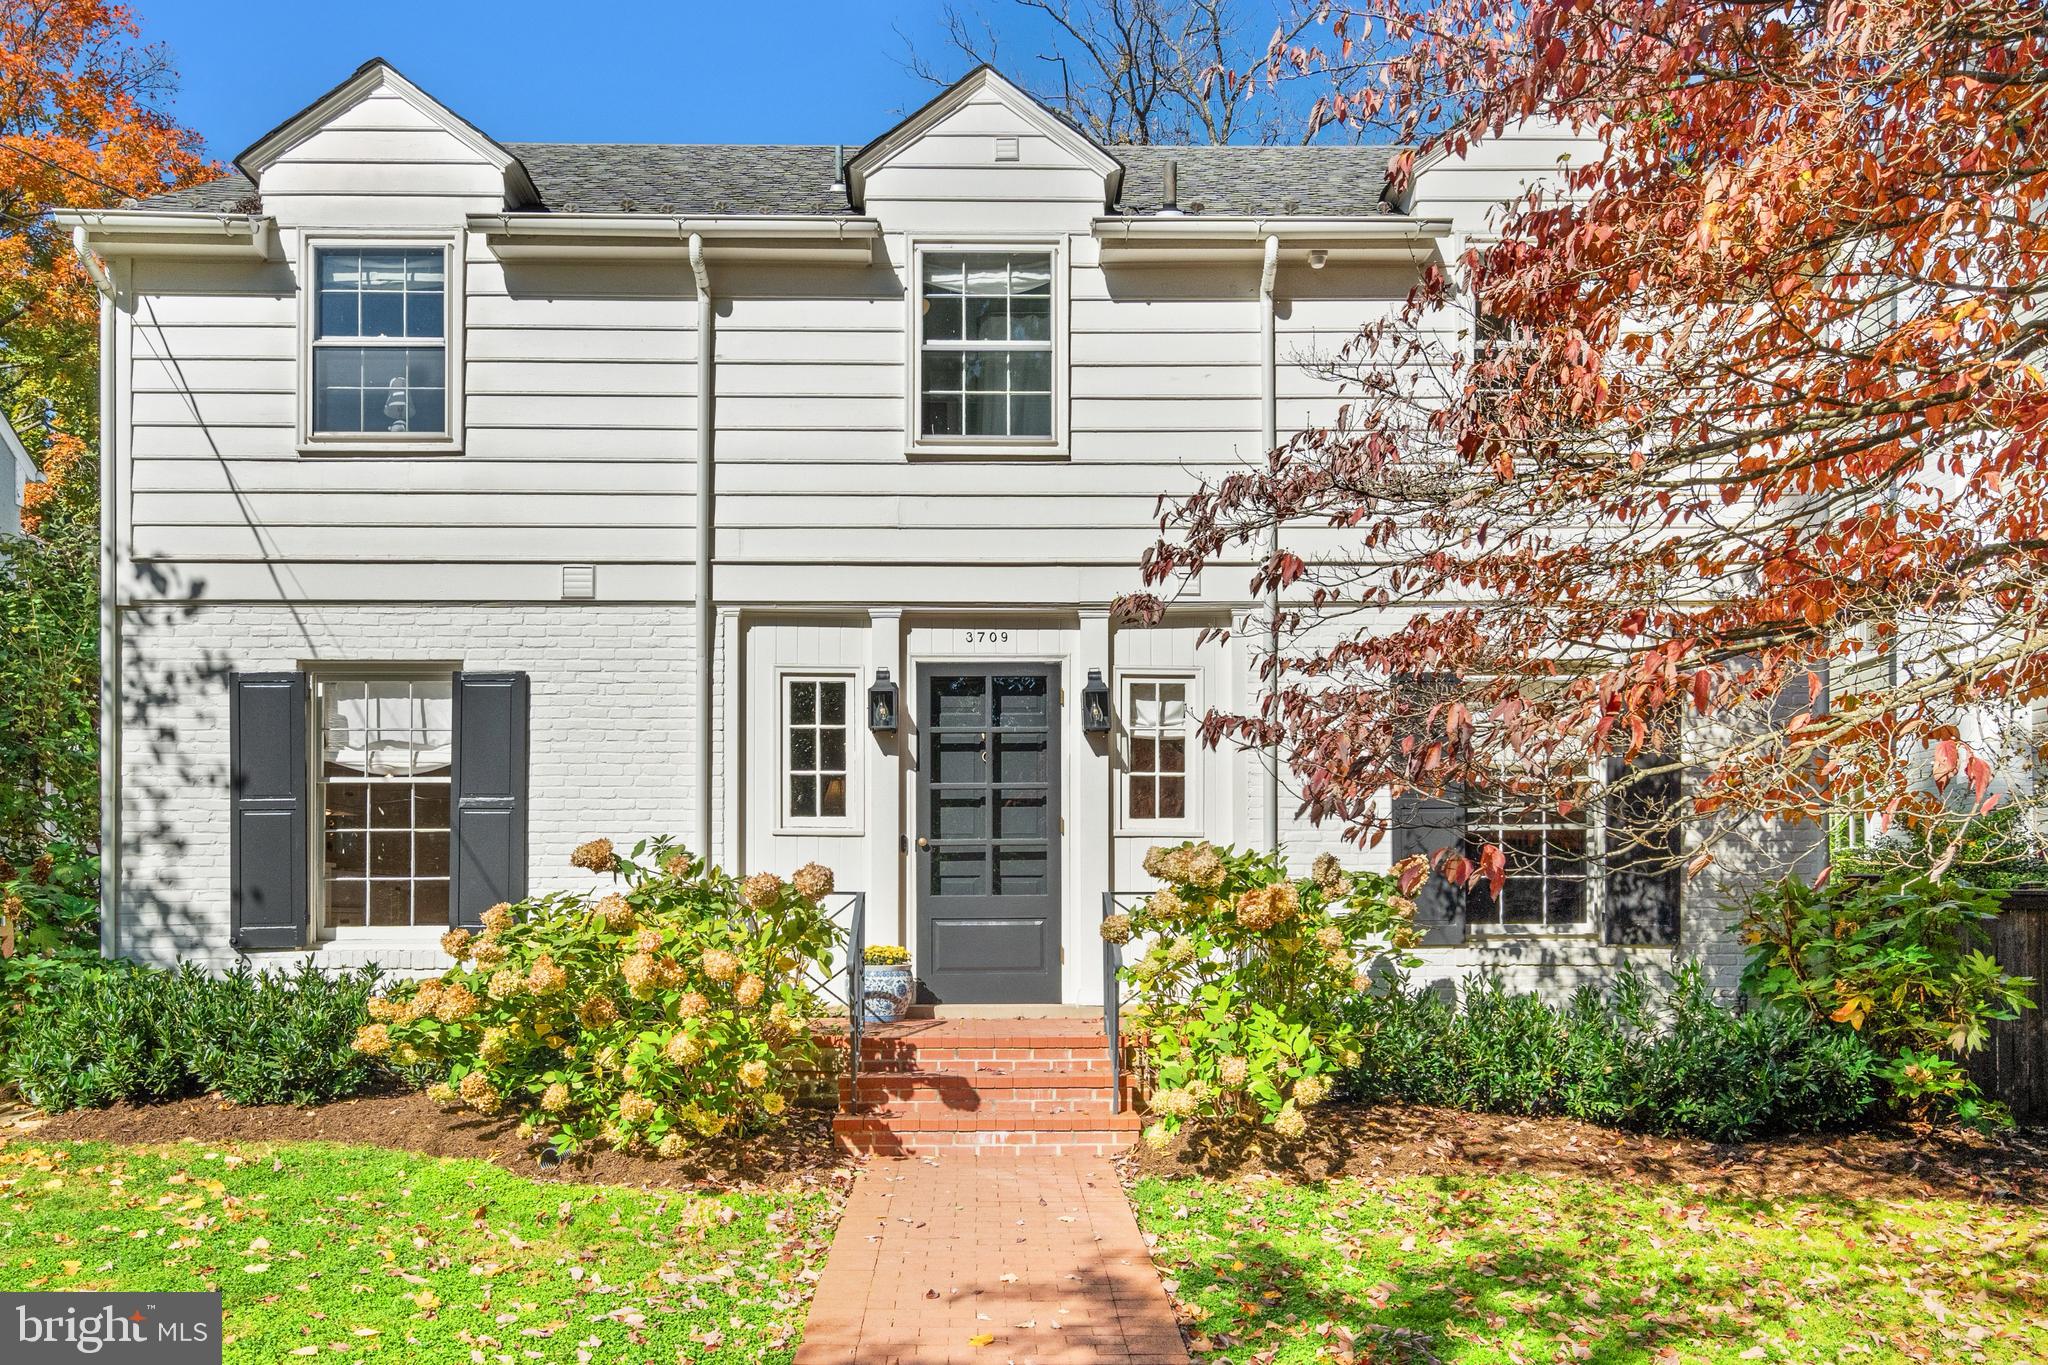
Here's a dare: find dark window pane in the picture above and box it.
[924,352,963,390]
[407,386,445,435]
[360,291,403,338]
[1011,394,1051,437]
[1129,777,1156,820]
[414,785,449,828]
[407,291,444,339]
[963,352,1008,393]
[368,881,410,926]
[923,295,962,342]
[966,296,1007,341]
[922,394,963,436]
[993,677,1047,725]
[932,849,986,897]
[933,676,986,724]
[318,291,357,338]
[820,682,847,725]
[1548,877,1585,925]
[327,879,367,925]
[821,775,847,818]
[415,830,449,877]
[1010,351,1052,391]
[1161,737,1186,773]
[1010,295,1050,342]
[994,848,1047,896]
[370,831,411,877]
[789,774,817,818]
[318,250,361,288]
[933,735,982,784]
[995,792,1046,839]
[964,395,1006,435]
[413,879,449,924]
[921,255,963,295]
[935,793,985,840]
[820,727,846,772]
[370,785,412,826]
[790,682,816,725]
[1131,737,1156,774]
[1500,877,1545,923]
[994,735,1045,784]
[1159,776,1186,820]
[325,781,368,826]
[790,727,818,770]
[324,829,364,872]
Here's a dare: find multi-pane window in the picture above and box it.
[1124,679,1190,822]
[785,677,851,823]
[319,677,452,927]
[1462,782,1592,930]
[919,252,1053,440]
[312,248,447,436]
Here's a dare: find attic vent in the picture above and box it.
[561,565,596,600]
[994,136,1020,162]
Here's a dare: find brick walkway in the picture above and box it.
[794,1153,1190,1364]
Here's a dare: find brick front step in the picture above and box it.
[831,1115,1139,1157]
[843,1069,1111,1100]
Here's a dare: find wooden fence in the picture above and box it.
[1968,890,2048,1126]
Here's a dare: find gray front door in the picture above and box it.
[915,664,1062,1003]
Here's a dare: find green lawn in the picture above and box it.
[0,1139,840,1363]
[1129,1172,2048,1364]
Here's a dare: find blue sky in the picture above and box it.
[142,1,1010,160]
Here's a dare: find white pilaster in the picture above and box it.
[866,609,906,945]
[1070,608,1113,1004]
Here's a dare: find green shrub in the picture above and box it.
[1114,842,1420,1143]
[6,959,387,1111]
[360,837,841,1154]
[0,843,103,1039]
[1740,869,2035,1119]
[1344,965,1882,1142]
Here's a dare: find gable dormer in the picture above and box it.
[846,66,1123,232]
[236,58,538,227]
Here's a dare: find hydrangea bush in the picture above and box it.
[354,837,841,1153]
[1110,841,1421,1144]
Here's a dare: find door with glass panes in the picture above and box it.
[914,664,1062,1002]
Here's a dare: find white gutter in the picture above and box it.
[1260,234,1281,857]
[470,214,881,264]
[1094,214,1451,264]
[689,234,715,866]
[58,210,273,259]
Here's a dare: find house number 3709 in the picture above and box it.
[963,630,1010,645]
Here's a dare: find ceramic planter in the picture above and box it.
[861,963,914,1023]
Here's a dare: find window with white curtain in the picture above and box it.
[918,251,1054,440]
[1123,677,1192,824]
[318,676,453,928]
[310,246,448,436]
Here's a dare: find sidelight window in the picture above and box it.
[1122,676,1194,826]
[783,675,853,826]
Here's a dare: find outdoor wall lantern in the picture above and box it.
[1080,669,1113,735]
[867,668,899,734]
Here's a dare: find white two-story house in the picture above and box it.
[62,59,1736,1005]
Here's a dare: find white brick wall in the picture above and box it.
[115,603,697,971]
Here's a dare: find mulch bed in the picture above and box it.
[1122,1101,2048,1203]
[4,1084,849,1191]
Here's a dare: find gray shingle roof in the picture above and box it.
[134,141,1401,217]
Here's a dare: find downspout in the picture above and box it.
[689,235,716,866]
[79,230,120,957]
[1259,235,1280,857]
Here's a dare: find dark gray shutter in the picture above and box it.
[228,671,310,951]
[450,671,530,928]
[1605,755,1682,945]
[1388,672,1467,945]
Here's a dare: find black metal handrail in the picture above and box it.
[1101,890,1148,1115]
[846,891,866,1104]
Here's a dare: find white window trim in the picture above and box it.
[905,236,1069,459]
[296,232,464,456]
[1461,761,1606,938]
[775,669,864,836]
[304,661,461,938]
[1115,670,1202,836]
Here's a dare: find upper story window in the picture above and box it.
[919,252,1053,441]
[311,247,448,437]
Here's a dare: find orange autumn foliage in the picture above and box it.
[1,0,209,510]
[1131,2,2048,884]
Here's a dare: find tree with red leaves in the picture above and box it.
[1127,2,2048,891]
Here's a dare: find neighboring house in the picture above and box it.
[60,58,1755,1001]
[3,416,40,535]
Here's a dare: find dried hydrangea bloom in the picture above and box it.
[1311,852,1344,892]
[661,851,694,880]
[700,948,741,983]
[738,1059,770,1089]
[1234,885,1297,931]
[1184,844,1227,889]
[791,861,835,902]
[526,954,568,995]
[676,990,711,1019]
[620,953,659,999]
[1141,845,1182,881]
[693,1109,729,1138]
[485,969,527,1001]
[1099,913,1133,945]
[657,1131,690,1159]
[570,838,618,873]
[1293,1074,1332,1107]
[663,1032,704,1066]
[1388,894,1418,919]
[440,927,474,960]
[540,1082,571,1112]
[595,893,635,933]
[760,1091,787,1116]
[478,1026,515,1064]
[1272,1104,1307,1139]
[741,871,782,910]
[1143,1122,1171,1151]
[366,996,399,1022]
[1146,887,1186,920]
[618,1091,658,1125]
[434,984,479,1022]
[480,903,515,937]
[471,939,509,968]
[577,993,620,1028]
[1151,1087,1198,1118]
[634,927,663,954]
[458,1070,502,1114]
[1217,1055,1249,1089]
[426,1081,457,1105]
[1315,925,1345,952]
[350,1023,393,1056]
[734,974,765,1008]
